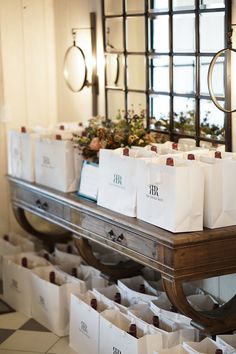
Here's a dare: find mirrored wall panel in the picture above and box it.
[126,0,144,14]
[148,0,169,12]
[127,55,146,90]
[127,16,145,52]
[104,0,123,15]
[107,90,125,119]
[105,53,124,88]
[105,18,124,52]
[149,56,169,92]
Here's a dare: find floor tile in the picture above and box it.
[48,336,78,354]
[0,312,29,329]
[0,330,59,352]
[0,350,43,354]
[19,318,50,332]
[0,329,15,344]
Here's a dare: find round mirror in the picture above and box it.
[63,44,87,92]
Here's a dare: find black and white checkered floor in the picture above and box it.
[0,282,77,354]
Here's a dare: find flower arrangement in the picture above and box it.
[73,108,164,162]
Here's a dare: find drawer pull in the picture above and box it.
[41,202,48,211]
[36,199,41,208]
[116,233,124,243]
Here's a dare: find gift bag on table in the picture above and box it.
[35,136,83,192]
[99,309,163,354]
[117,275,161,304]
[0,233,35,279]
[7,129,38,182]
[69,291,111,354]
[97,148,156,217]
[153,344,194,354]
[30,266,86,336]
[137,156,204,232]
[216,334,236,354]
[2,253,50,316]
[183,337,222,353]
[200,155,236,228]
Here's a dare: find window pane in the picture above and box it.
[104,0,123,15]
[150,56,169,92]
[173,14,195,53]
[200,0,225,9]
[127,55,146,90]
[200,99,225,140]
[106,54,124,88]
[173,97,195,135]
[127,16,145,52]
[148,0,169,12]
[105,18,124,51]
[149,95,170,131]
[149,16,169,52]
[200,56,224,96]
[173,0,195,10]
[200,12,225,53]
[107,90,125,119]
[127,92,147,115]
[126,0,144,14]
[173,56,195,94]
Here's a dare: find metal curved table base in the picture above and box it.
[74,237,143,280]
[163,278,236,335]
[13,207,72,251]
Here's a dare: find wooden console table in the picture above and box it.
[8,176,236,335]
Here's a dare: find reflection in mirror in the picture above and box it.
[126,0,144,14]
[106,54,123,88]
[173,56,195,94]
[173,14,195,53]
[127,16,145,52]
[105,18,123,52]
[173,97,195,135]
[200,56,224,96]
[173,0,195,10]
[200,12,225,53]
[107,90,125,119]
[149,95,170,131]
[127,92,146,116]
[149,16,169,53]
[200,99,225,140]
[200,0,225,9]
[149,56,169,92]
[63,45,87,92]
[148,0,169,12]
[127,55,146,90]
[104,0,123,15]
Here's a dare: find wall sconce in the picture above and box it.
[63,12,98,116]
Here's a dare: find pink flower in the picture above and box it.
[89,137,102,151]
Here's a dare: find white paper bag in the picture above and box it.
[153,344,193,354]
[183,337,221,354]
[98,148,155,217]
[54,244,82,274]
[35,137,83,192]
[2,253,50,316]
[69,291,109,354]
[0,233,35,279]
[99,309,163,354]
[74,264,108,290]
[117,276,161,304]
[187,294,217,311]
[216,334,236,354]
[137,157,204,232]
[30,266,86,336]
[200,156,236,228]
[7,130,37,182]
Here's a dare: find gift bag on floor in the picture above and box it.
[54,243,82,274]
[183,337,222,353]
[216,334,236,354]
[137,157,204,232]
[30,266,86,336]
[2,253,50,316]
[200,156,236,228]
[35,137,83,192]
[69,291,110,354]
[153,344,193,354]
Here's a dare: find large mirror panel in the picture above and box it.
[107,90,125,119]
[127,55,146,90]
[126,0,145,14]
[127,16,145,52]
[104,0,123,15]
[105,18,124,52]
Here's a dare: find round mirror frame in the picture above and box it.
[63,44,88,92]
[208,47,236,114]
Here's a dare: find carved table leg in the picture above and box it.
[74,237,143,280]
[13,207,71,251]
[162,277,236,335]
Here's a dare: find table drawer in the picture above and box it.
[13,186,65,218]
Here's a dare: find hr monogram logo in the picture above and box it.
[113,347,122,354]
[10,278,18,290]
[149,184,159,196]
[113,174,122,185]
[42,156,50,165]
